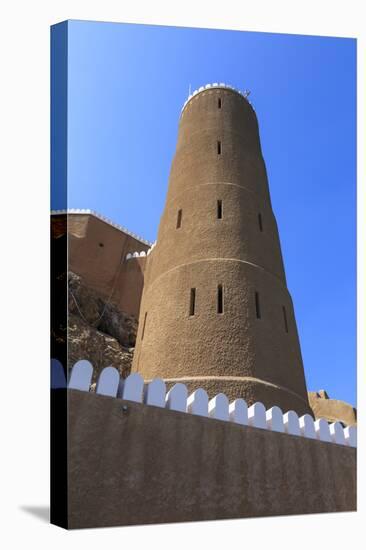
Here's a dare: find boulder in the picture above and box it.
[67,272,137,382]
[68,271,138,347]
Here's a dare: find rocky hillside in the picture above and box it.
[67,272,137,383]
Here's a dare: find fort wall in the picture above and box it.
[66,383,356,529]
[52,211,151,318]
[53,360,357,529]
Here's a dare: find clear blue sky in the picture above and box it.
[57,20,356,406]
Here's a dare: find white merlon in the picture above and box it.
[315,418,332,443]
[51,208,152,246]
[299,414,317,439]
[119,372,144,402]
[248,402,266,429]
[266,406,284,433]
[165,383,188,412]
[126,249,151,260]
[229,398,248,425]
[65,360,357,448]
[68,359,93,392]
[344,425,357,448]
[96,365,120,397]
[181,83,254,115]
[144,378,167,408]
[329,422,346,445]
[187,388,209,417]
[51,358,66,389]
[208,393,229,421]
[283,410,301,436]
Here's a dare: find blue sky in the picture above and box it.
[58,20,356,406]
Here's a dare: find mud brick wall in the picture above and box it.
[67,389,356,529]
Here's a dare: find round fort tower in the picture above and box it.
[131,83,312,417]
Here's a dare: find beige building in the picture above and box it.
[51,209,150,319]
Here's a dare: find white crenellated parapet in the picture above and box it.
[51,209,152,246]
[127,241,157,260]
[181,83,254,115]
[229,398,248,425]
[68,360,93,391]
[63,359,357,447]
[208,393,229,421]
[96,366,120,397]
[125,250,149,261]
[248,402,266,429]
[266,406,284,433]
[187,388,209,417]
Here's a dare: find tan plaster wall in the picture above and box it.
[65,214,149,318]
[134,259,309,413]
[67,390,356,529]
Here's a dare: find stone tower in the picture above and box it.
[132,83,312,417]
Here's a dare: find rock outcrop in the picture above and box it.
[308,390,357,426]
[67,272,137,382]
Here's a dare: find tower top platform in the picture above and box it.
[181,83,253,116]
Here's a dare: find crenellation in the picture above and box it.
[181,82,255,117]
[63,359,357,447]
[51,209,152,246]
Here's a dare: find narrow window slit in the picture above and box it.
[217,200,222,219]
[176,209,182,229]
[217,284,224,314]
[258,213,263,232]
[189,288,196,316]
[282,306,289,333]
[218,98,221,109]
[255,292,261,319]
[141,312,147,340]
[217,141,221,155]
